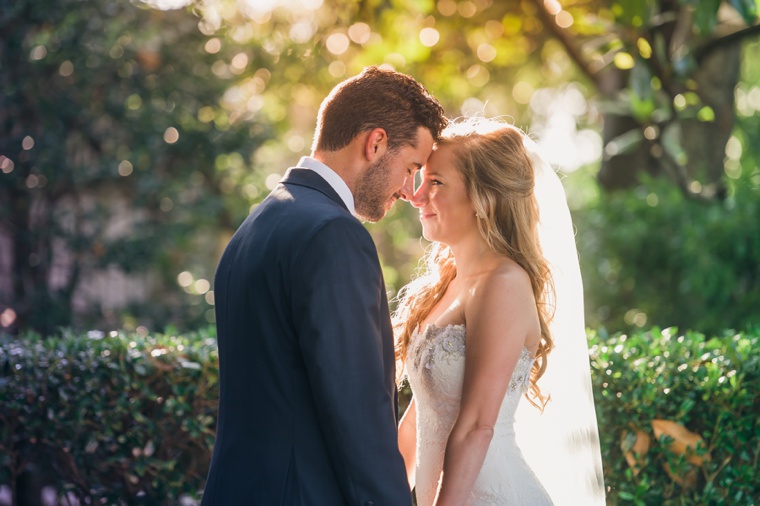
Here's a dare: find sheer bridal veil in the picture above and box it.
[515,140,606,505]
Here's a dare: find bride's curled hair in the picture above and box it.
[393,117,555,410]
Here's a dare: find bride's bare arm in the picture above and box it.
[434,268,539,505]
[398,396,417,490]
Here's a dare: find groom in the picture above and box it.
[201,66,446,505]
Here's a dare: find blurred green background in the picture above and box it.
[2,0,759,336]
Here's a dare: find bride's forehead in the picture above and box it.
[429,143,456,161]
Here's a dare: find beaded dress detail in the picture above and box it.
[406,323,553,506]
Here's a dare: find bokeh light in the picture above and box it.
[177,271,193,287]
[437,0,457,16]
[287,134,306,152]
[466,64,490,87]
[457,1,477,18]
[204,38,222,54]
[348,23,371,44]
[231,52,249,74]
[59,60,74,77]
[485,20,504,38]
[195,279,210,294]
[613,52,634,70]
[328,60,346,77]
[725,136,742,160]
[290,22,315,43]
[556,10,574,28]
[265,173,281,189]
[512,81,535,104]
[530,85,602,173]
[142,0,193,9]
[126,94,142,110]
[326,33,350,55]
[164,127,179,144]
[637,38,652,59]
[118,160,134,177]
[419,28,440,47]
[0,308,16,328]
[544,0,562,15]
[461,97,486,117]
[476,43,497,62]
[29,45,47,61]
[0,156,14,174]
[198,106,215,123]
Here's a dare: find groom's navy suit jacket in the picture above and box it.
[201,168,412,506]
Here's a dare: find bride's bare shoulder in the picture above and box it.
[464,260,535,313]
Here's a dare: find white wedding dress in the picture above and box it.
[406,323,554,506]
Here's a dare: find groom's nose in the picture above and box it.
[398,174,415,202]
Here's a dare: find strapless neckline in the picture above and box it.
[413,322,537,361]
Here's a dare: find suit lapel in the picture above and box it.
[280,168,350,213]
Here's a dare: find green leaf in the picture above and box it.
[619,491,635,500]
[694,0,722,34]
[629,59,654,101]
[729,0,759,24]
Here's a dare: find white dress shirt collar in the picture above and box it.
[296,156,355,216]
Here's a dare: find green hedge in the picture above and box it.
[0,328,219,503]
[591,327,759,505]
[1,327,758,503]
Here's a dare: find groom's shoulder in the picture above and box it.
[254,182,366,240]
[269,185,353,225]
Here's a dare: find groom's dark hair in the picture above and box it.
[312,66,447,153]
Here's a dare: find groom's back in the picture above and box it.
[202,173,356,505]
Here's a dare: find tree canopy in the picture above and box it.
[2,0,759,334]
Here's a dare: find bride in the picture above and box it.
[394,117,605,505]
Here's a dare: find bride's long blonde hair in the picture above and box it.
[393,118,555,410]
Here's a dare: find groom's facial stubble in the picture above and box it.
[354,152,395,223]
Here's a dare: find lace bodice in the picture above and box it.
[406,324,553,506]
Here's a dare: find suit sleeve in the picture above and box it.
[291,217,412,506]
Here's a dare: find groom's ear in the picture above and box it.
[364,128,388,162]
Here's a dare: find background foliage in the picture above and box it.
[577,171,760,335]
[2,0,759,337]
[1,0,270,334]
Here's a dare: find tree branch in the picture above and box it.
[694,23,760,62]
[526,0,605,91]
[649,138,715,202]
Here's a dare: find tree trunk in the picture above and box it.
[682,43,741,185]
[597,33,742,195]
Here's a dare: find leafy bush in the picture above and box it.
[0,328,218,503]
[2,327,758,504]
[576,175,760,335]
[590,327,759,505]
